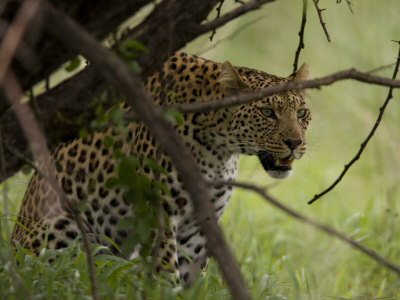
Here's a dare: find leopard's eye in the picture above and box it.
[260,108,276,119]
[297,109,307,119]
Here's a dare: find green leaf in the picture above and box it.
[120,40,148,53]
[105,177,123,189]
[127,60,142,74]
[65,56,81,72]
[145,158,168,175]
[78,128,88,139]
[118,157,138,184]
[103,135,115,148]
[163,109,184,126]
[109,108,125,124]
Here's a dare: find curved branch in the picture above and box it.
[308,41,400,204]
[167,68,400,113]
[312,0,330,42]
[293,0,307,73]
[199,0,274,34]
[213,180,400,276]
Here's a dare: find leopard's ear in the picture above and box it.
[294,62,309,81]
[220,61,248,95]
[291,62,309,97]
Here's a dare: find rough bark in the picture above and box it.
[1,0,275,181]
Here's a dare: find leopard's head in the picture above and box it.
[220,61,311,179]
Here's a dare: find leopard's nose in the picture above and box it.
[283,139,302,151]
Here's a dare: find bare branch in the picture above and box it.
[367,62,396,74]
[293,0,308,73]
[5,69,100,300]
[199,0,275,34]
[0,3,100,295]
[0,0,42,88]
[209,0,225,41]
[308,41,400,205]
[43,4,251,299]
[167,68,400,114]
[213,180,400,276]
[197,16,264,56]
[312,0,331,42]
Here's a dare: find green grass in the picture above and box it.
[1,0,400,299]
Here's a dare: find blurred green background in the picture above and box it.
[185,0,400,298]
[2,0,400,299]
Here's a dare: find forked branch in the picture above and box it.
[200,0,275,34]
[308,41,400,204]
[213,180,400,276]
[167,68,400,113]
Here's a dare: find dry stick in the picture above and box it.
[167,68,400,114]
[213,180,400,276]
[0,1,41,298]
[308,42,400,205]
[293,0,308,73]
[4,70,100,300]
[43,4,251,300]
[0,0,99,298]
[344,0,354,14]
[312,0,330,42]
[0,0,41,88]
[199,0,275,34]
[367,62,396,75]
[209,0,225,41]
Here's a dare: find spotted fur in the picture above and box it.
[11,52,311,284]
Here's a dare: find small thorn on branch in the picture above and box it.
[312,0,331,42]
[293,0,308,73]
[209,0,225,41]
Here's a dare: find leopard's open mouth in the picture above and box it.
[258,150,294,179]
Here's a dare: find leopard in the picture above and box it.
[11,52,311,285]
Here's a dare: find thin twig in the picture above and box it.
[4,70,100,300]
[337,0,354,14]
[0,0,41,88]
[312,0,331,42]
[213,180,400,276]
[209,0,225,41]
[4,144,40,179]
[308,41,400,205]
[293,0,308,73]
[197,16,264,56]
[367,62,396,74]
[199,0,275,34]
[166,68,400,114]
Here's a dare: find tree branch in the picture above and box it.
[0,0,41,88]
[0,0,151,97]
[5,69,100,300]
[199,0,275,34]
[43,4,251,299]
[308,41,400,204]
[312,0,330,42]
[0,0,277,184]
[293,0,307,73]
[1,3,99,298]
[213,180,400,276]
[167,68,400,114]
[209,0,225,41]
